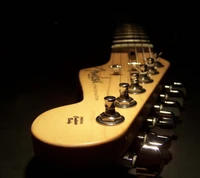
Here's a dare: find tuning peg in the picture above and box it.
[164,81,186,98]
[144,113,177,139]
[115,83,137,108]
[134,132,171,150]
[138,64,154,83]
[96,96,125,126]
[153,100,181,118]
[128,72,146,94]
[155,109,182,125]
[119,145,165,177]
[160,89,184,108]
[146,57,159,75]
[145,114,176,129]
[153,52,164,68]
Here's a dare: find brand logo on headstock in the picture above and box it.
[91,70,102,83]
[87,67,105,83]
[86,67,106,100]
[67,116,83,125]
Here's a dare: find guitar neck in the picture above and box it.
[111,23,153,52]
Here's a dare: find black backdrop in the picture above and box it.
[1,3,200,178]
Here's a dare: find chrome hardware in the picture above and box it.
[134,144,164,176]
[160,89,184,107]
[110,64,122,75]
[153,110,181,125]
[144,113,176,139]
[96,96,125,126]
[128,72,146,94]
[115,83,137,108]
[146,57,159,75]
[128,61,141,72]
[118,152,137,168]
[154,52,164,68]
[164,81,186,97]
[138,64,154,84]
[119,144,165,177]
[146,114,176,129]
[135,132,171,149]
[154,101,181,118]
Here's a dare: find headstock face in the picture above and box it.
[30,22,170,170]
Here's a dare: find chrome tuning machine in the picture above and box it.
[128,72,146,94]
[134,132,172,150]
[146,57,159,75]
[144,112,177,138]
[115,83,137,108]
[164,81,186,98]
[118,131,171,177]
[154,52,164,68]
[153,100,181,118]
[96,96,125,126]
[145,112,176,130]
[138,64,154,84]
[160,89,184,108]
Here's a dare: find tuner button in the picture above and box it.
[160,89,184,107]
[134,144,164,177]
[136,132,171,149]
[155,114,176,128]
[155,110,177,124]
[96,96,125,126]
[144,114,176,138]
[164,81,186,97]
[153,102,181,118]
[119,145,165,177]
[128,72,146,94]
[115,83,137,108]
[118,152,137,168]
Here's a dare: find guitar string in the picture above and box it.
[126,24,133,85]
[106,25,121,96]
[138,25,153,63]
[107,23,143,96]
[134,25,139,65]
[138,24,147,64]
[118,24,123,91]
[125,24,139,84]
[106,51,114,96]
[106,23,152,99]
[130,24,140,74]
[109,24,125,96]
[147,31,153,58]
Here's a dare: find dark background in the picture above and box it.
[1,3,200,178]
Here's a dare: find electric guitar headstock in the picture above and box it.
[31,23,170,174]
